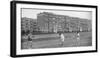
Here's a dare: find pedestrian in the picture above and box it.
[76,32,80,40]
[28,33,32,49]
[59,33,65,46]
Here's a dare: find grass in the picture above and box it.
[21,31,92,49]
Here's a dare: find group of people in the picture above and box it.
[58,32,80,46]
[26,32,80,48]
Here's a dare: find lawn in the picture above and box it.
[21,32,92,49]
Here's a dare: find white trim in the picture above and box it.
[16,4,96,55]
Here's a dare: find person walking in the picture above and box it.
[59,33,65,46]
[28,33,32,49]
[76,32,80,40]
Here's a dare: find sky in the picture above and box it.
[21,8,92,20]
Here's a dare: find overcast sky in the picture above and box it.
[22,8,92,20]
